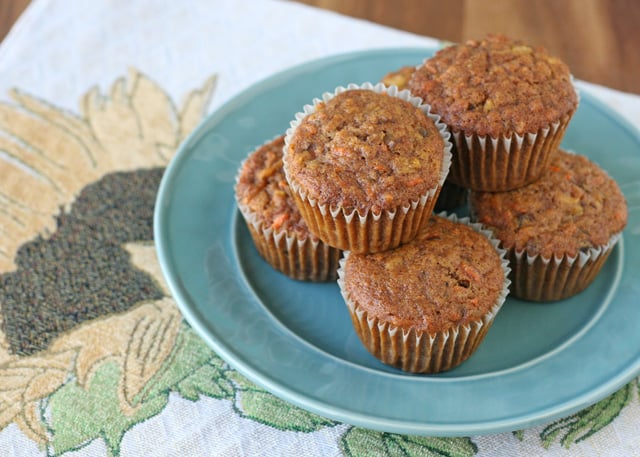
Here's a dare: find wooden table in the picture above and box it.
[1,1,638,94]
[295,0,640,95]
[0,0,29,41]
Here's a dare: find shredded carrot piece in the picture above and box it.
[272,213,289,229]
[459,261,480,281]
[406,177,425,186]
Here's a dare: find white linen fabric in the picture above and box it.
[0,1,638,456]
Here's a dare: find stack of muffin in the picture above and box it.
[235,34,628,374]
[399,34,627,302]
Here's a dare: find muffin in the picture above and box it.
[235,135,342,281]
[338,213,510,373]
[380,65,415,90]
[469,149,627,301]
[283,82,452,254]
[409,34,579,191]
[381,66,467,211]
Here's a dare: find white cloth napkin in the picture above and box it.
[0,1,638,456]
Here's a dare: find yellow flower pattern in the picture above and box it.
[0,69,216,443]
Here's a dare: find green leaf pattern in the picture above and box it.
[46,362,168,457]
[139,322,235,403]
[40,321,640,456]
[540,381,635,448]
[340,427,477,457]
[235,389,335,432]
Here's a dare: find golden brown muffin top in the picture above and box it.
[235,135,315,240]
[408,34,578,137]
[469,149,628,258]
[343,215,505,334]
[380,65,416,91]
[284,89,445,214]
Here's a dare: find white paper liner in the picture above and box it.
[337,212,511,373]
[508,232,621,301]
[234,139,342,282]
[466,145,625,302]
[449,112,571,191]
[444,76,580,192]
[282,82,453,254]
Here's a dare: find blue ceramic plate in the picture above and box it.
[154,48,640,436]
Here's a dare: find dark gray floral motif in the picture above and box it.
[0,169,165,355]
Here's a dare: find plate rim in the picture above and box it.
[154,46,640,436]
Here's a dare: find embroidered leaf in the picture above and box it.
[0,101,95,179]
[46,325,235,456]
[8,88,100,153]
[225,369,335,432]
[340,427,477,457]
[174,361,235,401]
[47,361,167,457]
[128,69,180,154]
[226,369,255,390]
[235,388,335,432]
[122,302,181,406]
[138,322,331,433]
[541,381,634,448]
[138,323,234,403]
[0,350,74,443]
[82,80,150,170]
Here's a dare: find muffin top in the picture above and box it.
[235,135,316,240]
[380,65,415,91]
[469,149,628,258]
[284,89,445,215]
[408,34,578,137]
[342,215,506,334]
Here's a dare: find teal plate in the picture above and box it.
[154,48,640,436]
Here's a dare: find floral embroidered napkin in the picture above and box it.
[0,1,639,455]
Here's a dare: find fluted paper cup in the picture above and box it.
[337,212,511,373]
[283,82,452,254]
[449,109,575,191]
[235,136,342,282]
[239,209,342,281]
[508,232,621,301]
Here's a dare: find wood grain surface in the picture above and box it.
[0,0,29,42]
[0,0,638,94]
[294,0,640,95]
